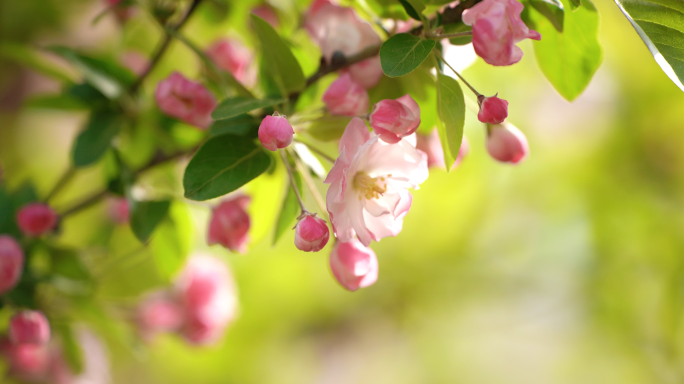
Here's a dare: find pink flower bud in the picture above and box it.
[329,239,378,291]
[0,235,23,295]
[17,203,58,237]
[251,5,280,28]
[107,197,129,224]
[486,122,529,164]
[0,340,51,381]
[294,214,330,252]
[322,73,369,116]
[137,294,184,338]
[369,94,421,144]
[416,130,470,170]
[206,39,256,87]
[477,94,508,124]
[155,72,217,129]
[258,114,294,151]
[9,311,51,345]
[207,196,251,253]
[120,51,148,76]
[344,56,384,89]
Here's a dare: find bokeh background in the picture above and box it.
[2,0,684,383]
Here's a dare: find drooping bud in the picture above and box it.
[258,113,294,151]
[477,94,509,124]
[107,197,130,224]
[416,130,470,170]
[9,311,51,345]
[155,72,217,129]
[322,73,369,117]
[294,213,330,252]
[17,203,58,237]
[486,122,529,164]
[207,196,251,253]
[369,94,421,144]
[0,235,23,295]
[329,239,378,291]
[206,39,255,87]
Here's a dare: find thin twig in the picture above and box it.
[280,150,308,214]
[289,148,328,219]
[45,167,75,203]
[426,31,473,39]
[434,49,481,97]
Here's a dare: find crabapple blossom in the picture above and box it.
[477,94,509,124]
[329,239,378,291]
[416,130,470,170]
[155,72,216,129]
[206,39,256,87]
[137,293,185,339]
[369,95,421,144]
[9,311,51,345]
[107,197,130,224]
[462,0,541,66]
[295,213,330,252]
[322,73,369,116]
[17,203,58,237]
[0,235,23,294]
[486,122,529,164]
[176,255,238,345]
[343,56,384,89]
[207,195,251,253]
[0,339,51,382]
[325,118,428,247]
[258,113,294,151]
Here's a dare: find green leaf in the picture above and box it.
[251,14,306,95]
[54,324,84,374]
[569,0,581,10]
[306,116,352,141]
[51,249,92,282]
[273,171,302,245]
[211,96,285,120]
[529,0,564,32]
[436,74,465,170]
[72,111,124,168]
[129,200,171,243]
[150,202,191,281]
[183,135,272,201]
[25,94,88,110]
[530,0,601,101]
[614,0,684,92]
[398,0,425,21]
[0,42,77,83]
[210,114,260,138]
[380,33,436,77]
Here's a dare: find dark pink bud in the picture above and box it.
[17,203,58,237]
[369,94,421,143]
[155,72,217,129]
[329,239,378,291]
[9,311,51,345]
[344,56,383,89]
[207,196,251,253]
[258,113,294,151]
[486,123,529,164]
[0,235,23,294]
[477,94,509,124]
[2,341,51,381]
[107,197,130,224]
[294,214,330,252]
[322,73,369,116]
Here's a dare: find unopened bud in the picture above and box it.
[258,113,294,151]
[207,196,251,253]
[486,122,529,164]
[0,235,23,294]
[155,72,217,129]
[477,94,508,124]
[9,311,51,345]
[17,203,58,237]
[369,94,421,144]
[329,239,378,291]
[322,73,369,117]
[294,213,329,252]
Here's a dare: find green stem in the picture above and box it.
[434,49,481,97]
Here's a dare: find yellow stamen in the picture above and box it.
[353,172,387,200]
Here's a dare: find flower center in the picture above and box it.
[353,172,387,200]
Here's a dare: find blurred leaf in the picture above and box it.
[251,14,306,95]
[211,97,285,120]
[570,0,581,9]
[380,33,436,77]
[529,0,564,32]
[48,46,135,99]
[183,135,272,201]
[530,0,601,101]
[24,94,88,110]
[436,74,465,170]
[273,171,302,245]
[150,202,191,281]
[72,111,124,168]
[54,324,84,374]
[129,200,171,243]
[614,0,684,92]
[50,249,91,282]
[0,42,77,83]
[67,83,110,108]
[398,0,425,21]
[210,114,260,138]
[306,116,351,141]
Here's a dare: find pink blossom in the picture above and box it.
[206,39,256,87]
[322,73,369,116]
[106,0,135,22]
[155,72,216,129]
[9,311,51,345]
[0,235,23,295]
[207,196,251,253]
[120,51,148,76]
[325,118,428,247]
[251,5,279,28]
[329,239,378,291]
[462,0,541,66]
[17,203,58,237]
[477,94,508,124]
[295,214,330,252]
[0,339,51,382]
[137,293,185,339]
[176,255,238,345]
[416,130,470,169]
[486,122,529,164]
[258,114,294,151]
[344,56,384,89]
[369,94,421,144]
[107,197,129,224]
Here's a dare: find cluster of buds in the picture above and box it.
[0,311,54,382]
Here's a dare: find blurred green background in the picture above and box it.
[2,0,684,383]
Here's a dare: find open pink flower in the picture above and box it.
[416,130,470,170]
[477,94,508,124]
[207,196,251,253]
[329,239,378,291]
[369,94,421,144]
[462,0,541,66]
[0,235,23,295]
[486,122,529,164]
[325,118,428,247]
[155,72,216,129]
[17,203,58,237]
[322,73,369,116]
[206,39,256,87]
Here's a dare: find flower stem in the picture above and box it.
[280,150,308,215]
[434,49,481,97]
[45,167,75,203]
[292,139,335,163]
[289,148,328,219]
[426,31,473,39]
